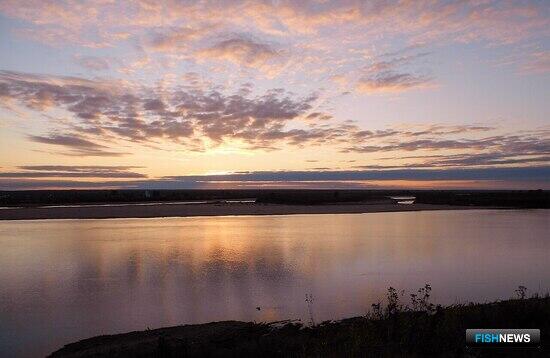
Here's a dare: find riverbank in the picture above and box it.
[50,294,549,357]
[0,202,487,220]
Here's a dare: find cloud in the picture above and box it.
[358,153,550,169]
[356,72,432,93]
[3,1,546,45]
[342,135,550,154]
[0,70,343,152]
[2,167,548,190]
[28,134,103,149]
[0,70,198,149]
[195,36,283,74]
[348,124,501,141]
[1,70,548,162]
[0,165,146,178]
[1,1,547,46]
[404,125,496,136]
[343,139,487,153]
[0,0,547,80]
[160,167,550,182]
[354,51,433,93]
[521,50,550,74]
[27,133,127,156]
[421,153,550,167]
[75,55,110,71]
[19,165,140,172]
[147,26,216,52]
[305,112,332,121]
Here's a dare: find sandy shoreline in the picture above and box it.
[0,202,486,220]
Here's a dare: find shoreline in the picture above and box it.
[49,296,550,357]
[0,202,493,221]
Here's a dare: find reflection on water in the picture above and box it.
[0,210,548,357]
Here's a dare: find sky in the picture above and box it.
[0,0,548,190]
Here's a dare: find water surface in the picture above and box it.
[0,210,548,357]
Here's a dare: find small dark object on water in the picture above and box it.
[256,306,261,311]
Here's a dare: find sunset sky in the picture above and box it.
[0,0,548,190]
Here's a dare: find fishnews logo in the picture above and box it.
[466,329,540,348]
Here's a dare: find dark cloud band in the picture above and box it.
[1,167,548,190]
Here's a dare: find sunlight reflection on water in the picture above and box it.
[0,209,548,357]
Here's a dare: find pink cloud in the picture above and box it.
[521,51,550,74]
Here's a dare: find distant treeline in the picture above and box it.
[0,189,261,207]
[255,190,401,204]
[258,190,549,207]
[0,189,405,206]
[0,189,548,208]
[414,190,549,208]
